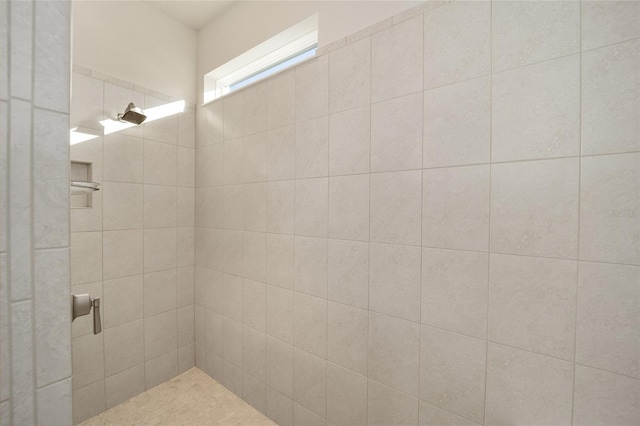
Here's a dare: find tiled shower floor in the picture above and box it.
[80,368,276,426]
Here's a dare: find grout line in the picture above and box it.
[571,2,584,423]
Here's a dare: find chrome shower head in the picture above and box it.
[117,103,147,125]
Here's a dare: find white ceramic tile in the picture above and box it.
[267,125,295,181]
[371,92,422,173]
[145,350,178,389]
[177,305,194,347]
[422,248,488,339]
[243,278,266,332]
[177,146,195,187]
[485,343,573,426]
[71,72,103,128]
[327,301,368,376]
[368,312,420,396]
[492,0,580,72]
[103,133,143,183]
[72,333,104,389]
[329,105,370,176]
[327,363,367,426]
[72,380,105,424]
[573,365,640,426]
[144,140,177,186]
[177,227,194,267]
[200,101,223,146]
[178,343,195,373]
[296,116,329,179]
[330,37,371,113]
[144,269,177,317]
[223,184,244,231]
[222,230,244,276]
[370,243,421,323]
[296,55,329,122]
[582,1,640,51]
[223,138,244,185]
[104,364,145,410]
[9,0,32,100]
[243,372,266,414]
[143,185,177,228]
[419,401,481,426]
[576,261,640,378]
[144,310,177,361]
[423,165,490,252]
[34,248,71,387]
[243,131,268,183]
[70,232,102,285]
[223,273,243,323]
[195,143,223,187]
[492,55,580,162]
[582,39,640,156]
[370,170,422,246]
[294,236,328,299]
[244,81,268,136]
[103,229,143,280]
[266,233,294,290]
[37,378,72,426]
[144,95,178,145]
[423,0,490,89]
[490,158,579,259]
[103,275,143,329]
[33,109,69,249]
[177,187,195,228]
[293,348,327,417]
[489,254,577,360]
[580,153,640,265]
[294,402,326,426]
[420,327,486,423]
[267,180,294,235]
[266,386,294,426]
[293,292,327,358]
[266,336,294,398]
[371,15,423,102]
[244,231,267,282]
[143,228,177,273]
[328,174,369,241]
[423,76,490,168]
[367,379,419,426]
[243,326,266,382]
[102,181,143,230]
[103,320,144,376]
[327,239,369,310]
[268,69,296,130]
[178,107,195,148]
[177,266,194,307]
[295,178,328,238]
[266,285,294,343]
[224,92,244,140]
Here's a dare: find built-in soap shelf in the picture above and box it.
[70,161,99,208]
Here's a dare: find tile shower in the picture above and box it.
[1,1,637,426]
[69,69,196,423]
[194,1,639,426]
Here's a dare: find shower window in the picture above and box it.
[203,14,318,103]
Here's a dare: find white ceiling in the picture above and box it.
[146,0,236,30]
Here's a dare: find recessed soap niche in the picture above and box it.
[70,161,96,208]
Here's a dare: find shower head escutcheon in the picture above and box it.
[117,103,147,125]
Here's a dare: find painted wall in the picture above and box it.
[0,0,74,424]
[194,1,640,425]
[196,0,419,104]
[72,0,197,103]
[69,69,196,424]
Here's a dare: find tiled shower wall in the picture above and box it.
[69,68,196,424]
[1,0,73,424]
[194,1,639,425]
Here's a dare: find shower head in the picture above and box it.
[117,103,147,125]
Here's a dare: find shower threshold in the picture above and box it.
[80,368,275,425]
